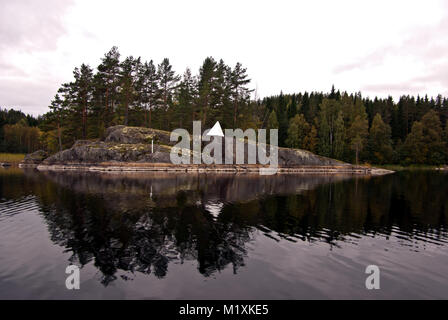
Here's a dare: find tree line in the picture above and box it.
[2,46,448,165]
[0,108,41,154]
[265,88,448,165]
[39,46,255,153]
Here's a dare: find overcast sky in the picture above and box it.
[1,0,447,116]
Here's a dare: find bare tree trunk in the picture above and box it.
[82,102,87,139]
[234,101,237,128]
[203,96,208,125]
[144,108,147,127]
[124,93,129,126]
[57,120,62,152]
[105,88,109,128]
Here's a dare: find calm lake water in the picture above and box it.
[0,168,447,299]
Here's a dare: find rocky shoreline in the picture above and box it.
[30,162,393,175]
[20,125,394,176]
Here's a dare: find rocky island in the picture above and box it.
[21,125,393,175]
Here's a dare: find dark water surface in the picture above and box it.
[0,168,447,299]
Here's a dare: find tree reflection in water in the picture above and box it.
[1,169,447,286]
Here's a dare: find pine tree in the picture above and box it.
[158,58,179,111]
[230,62,252,127]
[72,64,94,139]
[157,58,180,130]
[212,59,232,127]
[96,47,121,128]
[177,68,197,130]
[119,56,141,125]
[198,57,217,126]
[139,60,160,128]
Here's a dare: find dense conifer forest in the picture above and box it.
[2,47,447,165]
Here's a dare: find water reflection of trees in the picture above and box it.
[35,186,252,285]
[251,171,448,246]
[3,169,447,285]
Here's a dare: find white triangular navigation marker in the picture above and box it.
[207,121,224,137]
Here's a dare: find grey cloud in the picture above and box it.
[333,45,395,73]
[0,77,59,115]
[336,15,448,97]
[361,83,427,94]
[0,0,74,52]
[409,62,448,95]
[412,62,448,84]
[0,0,74,114]
[362,43,448,96]
[0,62,27,77]
[333,19,448,74]
[361,61,448,98]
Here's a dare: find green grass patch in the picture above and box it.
[0,153,25,164]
